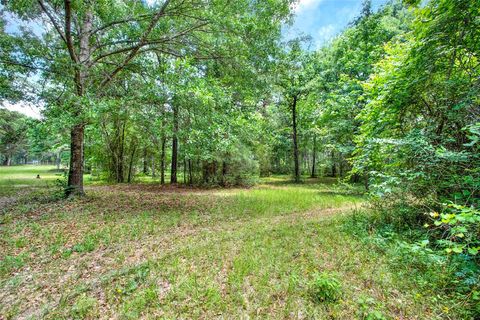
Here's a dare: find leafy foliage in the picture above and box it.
[308,272,342,303]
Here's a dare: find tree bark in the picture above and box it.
[67,124,85,196]
[170,104,178,184]
[291,95,300,182]
[66,8,92,196]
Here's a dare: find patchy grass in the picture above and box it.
[0,175,466,319]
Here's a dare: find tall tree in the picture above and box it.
[276,39,314,182]
[3,0,292,195]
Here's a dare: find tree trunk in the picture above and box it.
[183,157,187,184]
[170,104,178,184]
[143,148,148,175]
[67,124,85,196]
[292,95,300,182]
[117,122,125,183]
[188,159,193,185]
[66,9,92,196]
[127,143,137,183]
[311,134,316,178]
[331,150,336,177]
[160,136,166,184]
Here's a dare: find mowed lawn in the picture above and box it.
[0,165,64,196]
[0,170,456,319]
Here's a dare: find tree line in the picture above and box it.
[1,0,478,207]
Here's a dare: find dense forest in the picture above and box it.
[1,0,479,318]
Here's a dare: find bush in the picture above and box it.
[308,272,342,303]
[429,203,480,257]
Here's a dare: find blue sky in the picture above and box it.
[286,0,390,48]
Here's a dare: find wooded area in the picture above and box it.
[1,0,479,318]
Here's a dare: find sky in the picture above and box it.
[287,0,389,48]
[2,0,390,119]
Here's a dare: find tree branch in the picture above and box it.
[64,0,79,63]
[91,21,208,67]
[37,0,67,45]
[100,0,171,89]
[90,14,153,35]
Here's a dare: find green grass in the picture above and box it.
[0,170,468,319]
[0,165,63,188]
[0,165,102,196]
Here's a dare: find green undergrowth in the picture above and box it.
[0,176,473,319]
[342,210,480,319]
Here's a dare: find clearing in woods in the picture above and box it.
[0,169,453,319]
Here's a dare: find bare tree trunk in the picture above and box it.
[292,95,300,182]
[170,104,178,184]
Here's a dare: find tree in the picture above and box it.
[3,0,292,195]
[276,39,315,182]
[0,108,29,165]
[354,0,480,205]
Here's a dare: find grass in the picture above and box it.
[0,165,63,191]
[0,167,468,319]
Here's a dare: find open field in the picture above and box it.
[0,170,464,319]
[0,165,63,187]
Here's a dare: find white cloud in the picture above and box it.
[2,101,42,119]
[316,24,336,46]
[293,0,324,13]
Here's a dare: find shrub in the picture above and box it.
[429,203,480,257]
[308,272,342,303]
